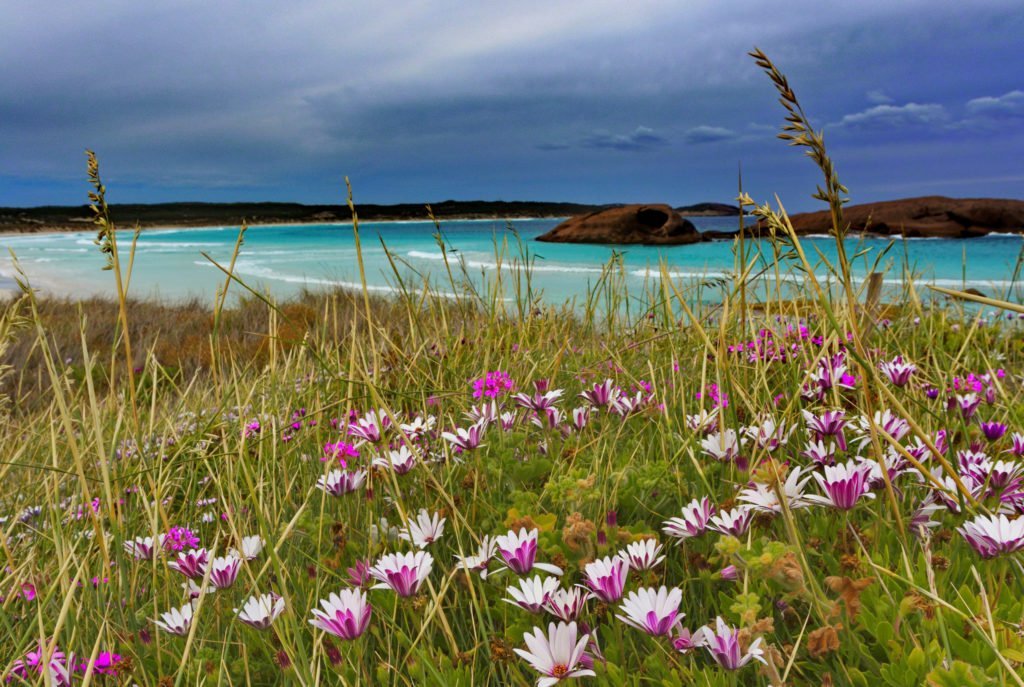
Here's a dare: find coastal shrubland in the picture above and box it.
[2,50,1024,686]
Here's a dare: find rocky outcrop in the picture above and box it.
[536,204,702,245]
[785,196,1024,238]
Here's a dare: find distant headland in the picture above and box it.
[0,200,740,234]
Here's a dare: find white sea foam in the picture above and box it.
[406,250,605,274]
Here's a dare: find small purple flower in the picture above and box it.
[980,421,1008,442]
[472,370,515,399]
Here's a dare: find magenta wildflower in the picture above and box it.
[322,441,360,466]
[162,526,200,552]
[473,370,515,399]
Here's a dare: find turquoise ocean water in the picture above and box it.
[1,216,1022,305]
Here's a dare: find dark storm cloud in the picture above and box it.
[1,0,1022,208]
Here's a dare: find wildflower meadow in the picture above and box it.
[2,51,1024,686]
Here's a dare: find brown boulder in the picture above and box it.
[536,204,701,245]
[785,196,1024,238]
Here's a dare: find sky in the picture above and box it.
[1,0,1023,211]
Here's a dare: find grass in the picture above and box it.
[2,49,1024,686]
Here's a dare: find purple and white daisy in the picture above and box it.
[958,513,1024,558]
[398,509,446,549]
[369,551,434,596]
[208,556,241,589]
[616,586,684,637]
[662,497,715,541]
[708,506,755,537]
[230,535,265,561]
[168,548,209,580]
[692,616,767,670]
[309,589,372,639]
[581,556,629,603]
[505,575,561,613]
[544,587,591,622]
[373,446,418,474]
[617,539,665,571]
[514,621,595,687]
[807,460,875,510]
[495,528,563,576]
[154,602,195,636]
[317,469,367,497]
[879,355,916,387]
[236,593,285,630]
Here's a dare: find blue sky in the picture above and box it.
[1,1,1022,211]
